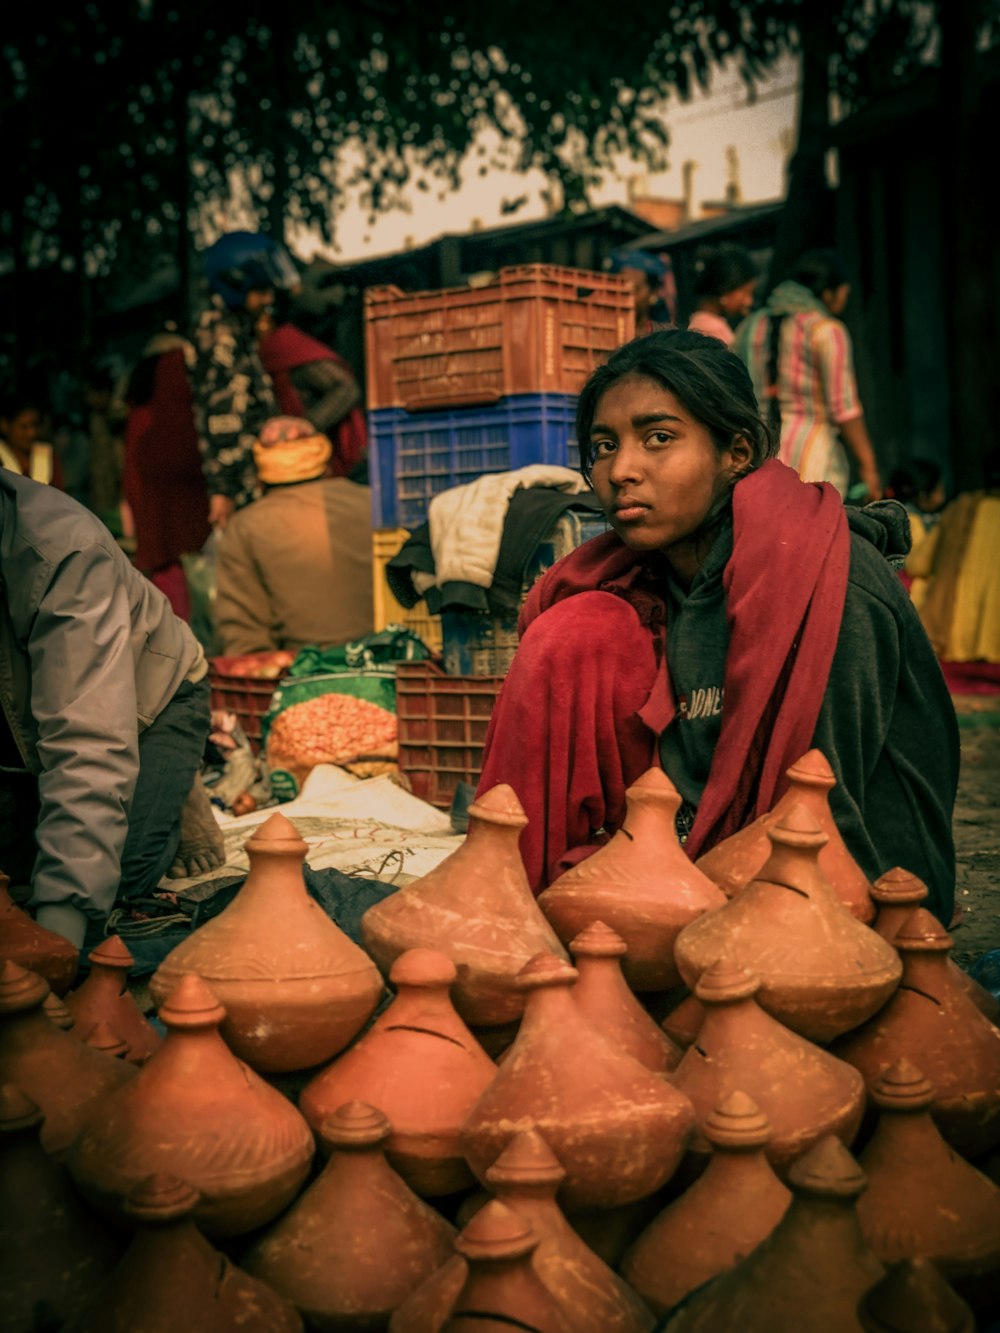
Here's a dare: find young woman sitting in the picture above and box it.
[476,330,959,925]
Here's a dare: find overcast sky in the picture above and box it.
[291,53,800,263]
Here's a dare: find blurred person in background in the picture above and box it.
[608,248,675,332]
[686,242,759,348]
[190,229,299,529]
[121,329,212,620]
[83,363,127,529]
[257,300,368,482]
[733,248,882,502]
[887,457,947,547]
[214,415,374,656]
[0,393,62,487]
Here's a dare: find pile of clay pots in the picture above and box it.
[2,748,999,1332]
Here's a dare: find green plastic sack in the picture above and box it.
[181,531,223,658]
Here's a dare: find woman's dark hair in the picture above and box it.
[693,243,758,300]
[888,458,942,504]
[790,249,851,299]
[577,328,775,482]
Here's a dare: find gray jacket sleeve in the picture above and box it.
[29,544,140,946]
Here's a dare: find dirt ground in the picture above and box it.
[949,695,1000,973]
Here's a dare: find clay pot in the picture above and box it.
[695,749,876,922]
[0,961,135,1157]
[150,812,384,1073]
[660,1136,884,1332]
[361,786,568,1031]
[441,1200,574,1333]
[483,1128,654,1333]
[63,1173,303,1332]
[858,1258,975,1333]
[388,1258,468,1333]
[871,867,1000,1024]
[243,1101,456,1331]
[461,953,694,1211]
[832,908,1000,1159]
[621,1092,792,1315]
[854,1058,1000,1277]
[537,770,725,991]
[66,934,161,1065]
[68,973,314,1236]
[0,1083,123,1332]
[674,807,902,1043]
[299,949,496,1197]
[659,992,705,1052]
[569,922,681,1074]
[0,869,79,995]
[669,962,865,1175]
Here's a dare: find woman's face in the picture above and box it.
[588,372,742,565]
[823,283,850,317]
[0,408,40,455]
[720,279,757,320]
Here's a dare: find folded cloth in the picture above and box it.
[388,486,606,615]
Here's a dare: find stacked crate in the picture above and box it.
[365,263,633,806]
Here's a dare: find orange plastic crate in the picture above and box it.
[394,660,504,809]
[364,264,634,413]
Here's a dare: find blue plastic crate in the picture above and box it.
[369,392,580,530]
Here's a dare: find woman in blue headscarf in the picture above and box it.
[608,248,675,332]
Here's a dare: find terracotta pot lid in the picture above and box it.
[893,908,953,954]
[157,974,227,1029]
[83,1021,129,1059]
[43,992,75,1030]
[623,767,683,811]
[319,1101,391,1150]
[870,867,929,907]
[765,805,829,854]
[515,953,579,992]
[244,810,309,857]
[0,960,49,1013]
[568,921,628,959]
[455,1199,538,1261]
[389,948,458,988]
[786,1135,867,1199]
[785,748,836,790]
[0,1083,43,1133]
[703,1091,772,1150]
[125,1173,201,1224]
[870,1058,934,1112]
[87,934,136,971]
[485,1128,566,1189]
[467,784,529,829]
[694,960,761,1005]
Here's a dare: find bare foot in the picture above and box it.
[167,773,226,879]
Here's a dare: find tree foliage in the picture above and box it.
[6,0,974,280]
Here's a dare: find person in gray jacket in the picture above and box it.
[0,470,216,950]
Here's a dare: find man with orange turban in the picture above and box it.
[214,416,375,654]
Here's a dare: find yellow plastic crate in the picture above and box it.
[372,527,443,654]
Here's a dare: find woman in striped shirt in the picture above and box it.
[732,249,882,501]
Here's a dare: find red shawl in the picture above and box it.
[507,458,850,865]
[259,323,368,479]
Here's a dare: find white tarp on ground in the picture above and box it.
[163,765,463,900]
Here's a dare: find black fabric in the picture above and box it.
[386,488,606,615]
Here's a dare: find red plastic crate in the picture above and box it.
[394,660,505,809]
[364,264,634,412]
[208,653,294,755]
